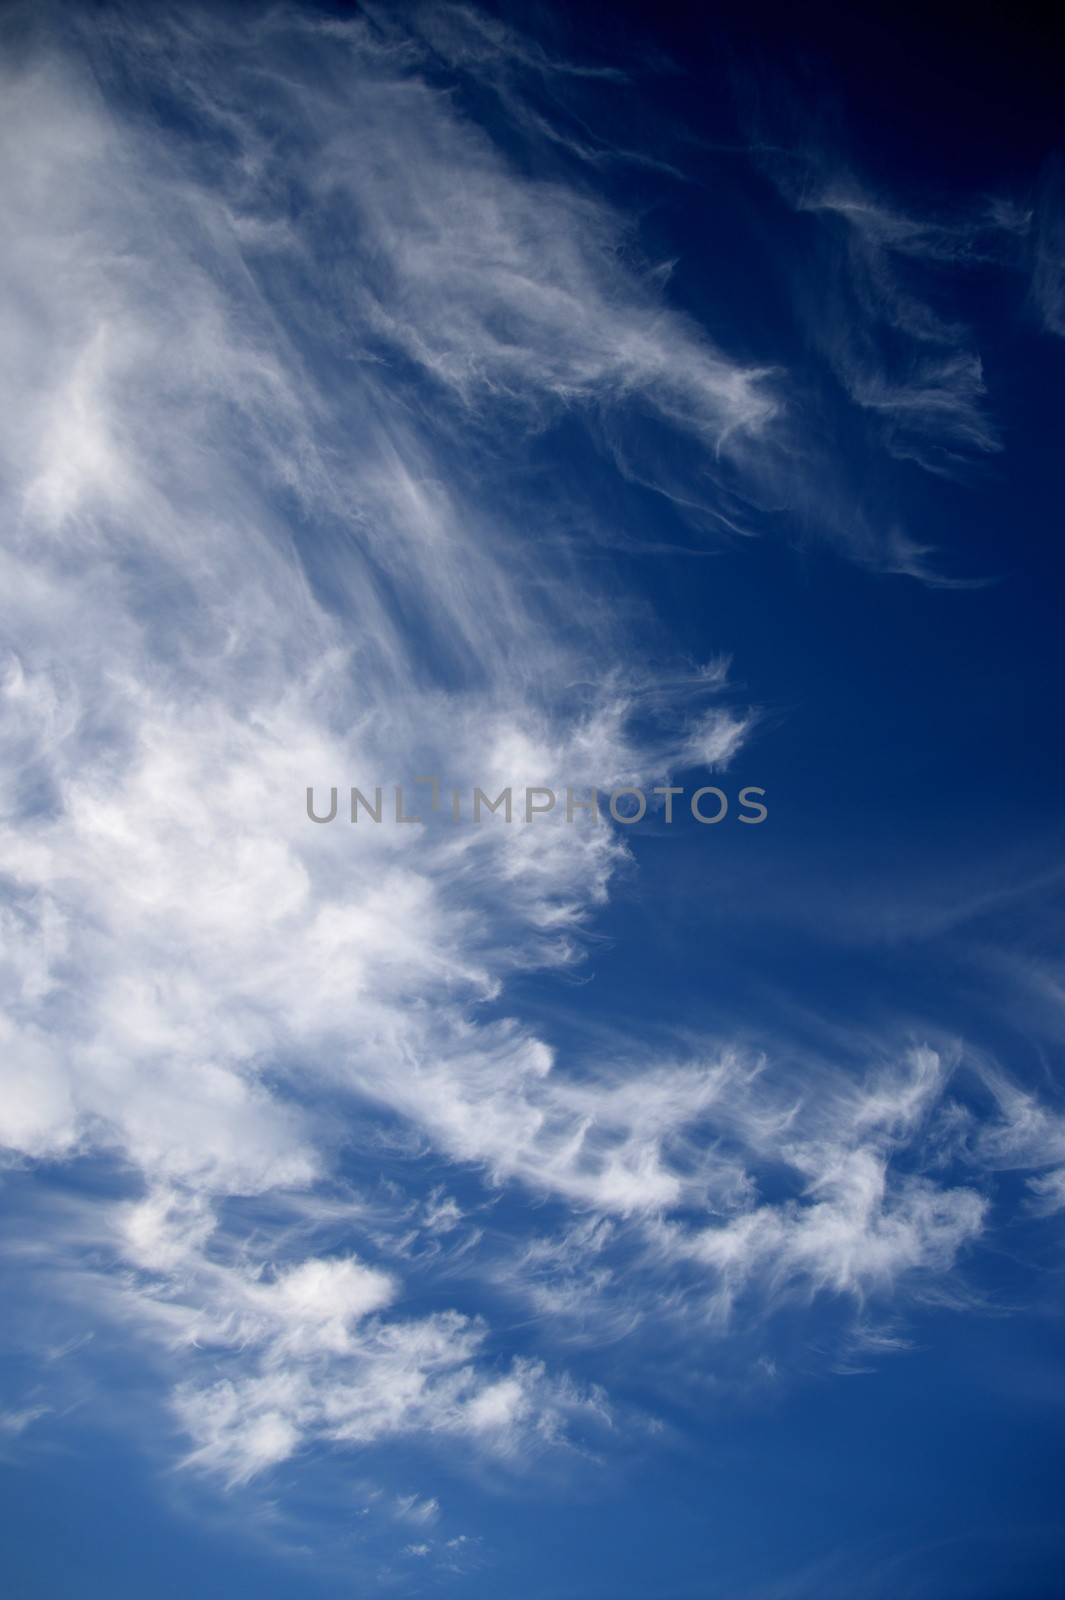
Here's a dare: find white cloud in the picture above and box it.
[0,1405,50,1436]
[0,0,1049,1531]
[172,1310,605,1485]
[788,181,1003,477]
[394,1493,440,1526]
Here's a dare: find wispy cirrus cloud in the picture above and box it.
[1029,155,1065,337]
[1,1,1062,1563]
[0,0,765,1494]
[770,168,1006,480]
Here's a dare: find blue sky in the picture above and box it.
[1,2,1064,1596]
